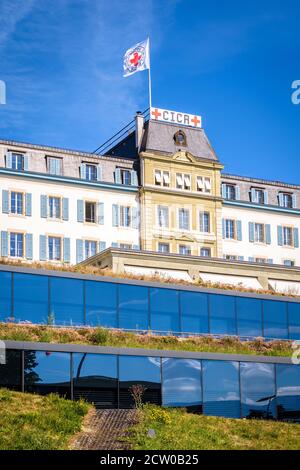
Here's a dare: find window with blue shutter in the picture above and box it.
[80,163,86,180]
[294,228,299,248]
[249,222,254,242]
[5,152,12,169]
[267,259,273,264]
[2,190,9,214]
[292,194,297,209]
[131,170,138,186]
[99,241,106,251]
[40,195,48,218]
[278,193,284,207]
[98,202,104,225]
[62,198,69,221]
[112,204,119,227]
[132,207,139,229]
[97,165,102,181]
[23,154,29,171]
[76,239,84,263]
[265,224,271,244]
[235,186,241,200]
[25,233,33,260]
[111,242,119,248]
[77,200,84,223]
[238,256,244,261]
[277,226,283,246]
[63,238,70,263]
[250,188,257,203]
[133,244,140,250]
[25,193,32,217]
[115,168,122,184]
[222,219,226,239]
[39,235,47,261]
[264,190,268,205]
[1,231,8,257]
[221,184,227,199]
[236,220,242,241]
[248,257,254,262]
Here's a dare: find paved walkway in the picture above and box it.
[71,409,138,450]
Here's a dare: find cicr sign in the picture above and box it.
[150,106,202,128]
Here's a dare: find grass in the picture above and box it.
[0,388,90,450]
[0,322,294,357]
[129,405,300,450]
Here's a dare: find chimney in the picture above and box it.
[135,111,144,151]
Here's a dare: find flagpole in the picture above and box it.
[148,37,152,109]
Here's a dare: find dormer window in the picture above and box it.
[174,130,187,146]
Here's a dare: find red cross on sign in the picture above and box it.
[191,115,201,127]
[151,108,162,120]
[130,52,141,67]
[150,107,202,128]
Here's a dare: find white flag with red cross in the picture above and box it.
[123,39,150,77]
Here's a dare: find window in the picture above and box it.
[251,188,265,204]
[199,212,210,233]
[158,242,170,253]
[203,361,240,418]
[224,184,236,200]
[200,247,211,257]
[13,273,48,324]
[174,130,187,146]
[85,281,117,327]
[276,364,300,421]
[263,299,288,339]
[85,201,96,223]
[120,206,131,227]
[10,192,23,215]
[48,157,62,176]
[236,297,263,337]
[162,358,202,412]
[11,153,24,171]
[49,196,61,219]
[280,193,293,208]
[85,240,97,259]
[209,294,236,335]
[119,284,148,331]
[0,349,22,391]
[50,277,84,325]
[255,257,267,264]
[150,288,180,334]
[85,164,98,182]
[254,223,264,243]
[176,173,191,190]
[178,208,190,230]
[179,245,191,255]
[225,219,235,239]
[181,291,209,334]
[10,233,24,257]
[121,169,131,185]
[225,255,238,261]
[119,243,132,249]
[157,206,169,228]
[283,227,293,246]
[284,259,295,267]
[48,236,61,261]
[154,170,169,187]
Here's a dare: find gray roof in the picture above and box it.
[141,120,219,162]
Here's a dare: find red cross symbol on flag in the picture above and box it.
[130,52,142,67]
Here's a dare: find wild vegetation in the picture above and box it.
[0,322,293,357]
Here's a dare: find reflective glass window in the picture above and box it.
[203,360,240,418]
[50,277,84,326]
[0,271,12,321]
[240,362,276,419]
[0,349,22,391]
[85,281,117,327]
[119,356,161,408]
[181,291,209,335]
[24,351,71,398]
[236,297,263,337]
[288,302,300,340]
[209,294,236,335]
[119,284,149,331]
[162,358,202,412]
[13,273,49,324]
[263,300,288,339]
[276,364,300,421]
[73,353,118,408]
[150,288,179,334]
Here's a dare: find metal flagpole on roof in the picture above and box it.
[147,37,152,109]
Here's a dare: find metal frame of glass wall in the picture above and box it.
[0,266,300,339]
[1,341,299,421]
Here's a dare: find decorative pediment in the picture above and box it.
[172,150,197,163]
[175,233,197,242]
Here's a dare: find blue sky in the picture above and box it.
[0,0,299,183]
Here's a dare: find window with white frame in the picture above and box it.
[283,226,293,246]
[280,193,293,208]
[199,211,210,233]
[11,153,24,171]
[251,188,265,204]
[85,164,98,182]
[254,223,265,243]
[200,247,211,257]
[85,201,96,223]
[10,232,24,257]
[120,206,131,227]
[48,157,62,176]
[224,184,236,200]
[84,240,97,259]
[49,196,61,219]
[225,254,238,261]
[48,236,61,261]
[120,169,131,185]
[284,259,295,267]
[178,208,190,230]
[225,219,235,239]
[10,192,23,215]
[176,173,191,190]
[179,245,191,255]
[157,206,169,228]
[154,170,170,187]
[119,243,132,249]
[197,176,212,194]
[158,242,170,253]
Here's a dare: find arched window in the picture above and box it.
[174,130,187,146]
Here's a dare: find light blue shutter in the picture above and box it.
[25,193,32,216]
[236,220,242,241]
[264,190,268,205]
[23,154,29,171]
[115,168,122,184]
[77,200,84,222]
[133,244,140,250]
[63,238,70,263]
[98,202,104,225]
[222,219,226,239]
[6,152,12,169]
[39,235,47,261]
[132,207,139,229]
[25,233,33,259]
[40,195,47,218]
[2,190,9,213]
[131,170,138,186]
[221,184,227,199]
[111,242,119,248]
[265,224,271,244]
[97,165,102,181]
[277,226,283,246]
[62,198,69,221]
[278,193,284,207]
[99,241,106,251]
[1,231,8,257]
[112,204,119,226]
[267,259,273,264]
[80,163,86,179]
[49,158,55,174]
[238,256,244,261]
[251,188,257,203]
[294,228,299,248]
[76,239,84,263]
[249,222,254,242]
[292,194,297,209]
[235,186,240,200]
[248,257,255,262]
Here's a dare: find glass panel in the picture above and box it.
[73,353,118,408]
[181,291,209,335]
[150,288,179,334]
[24,351,71,398]
[203,360,240,418]
[50,277,84,326]
[85,281,117,327]
[209,294,236,335]
[236,297,263,338]
[119,284,149,331]
[276,364,300,421]
[119,356,161,408]
[263,300,288,339]
[13,273,49,324]
[0,271,12,321]
[240,362,276,419]
[288,302,300,340]
[162,358,202,412]
[0,349,22,391]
